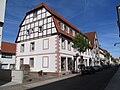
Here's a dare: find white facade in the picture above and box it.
[16,7,59,74]
[16,35,57,72]
[92,34,100,66]
[0,0,6,23]
[0,53,15,69]
[16,4,93,75]
[0,0,6,50]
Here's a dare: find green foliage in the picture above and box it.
[38,70,43,76]
[72,34,89,53]
[104,52,110,59]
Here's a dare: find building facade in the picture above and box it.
[15,3,92,75]
[85,32,100,66]
[0,0,7,50]
[0,42,16,69]
[117,4,120,31]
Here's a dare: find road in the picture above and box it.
[29,67,118,90]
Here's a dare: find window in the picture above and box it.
[39,26,43,33]
[68,41,71,51]
[42,56,49,68]
[30,58,34,67]
[60,22,64,31]
[61,38,65,49]
[33,11,37,18]
[66,26,70,33]
[20,44,24,52]
[20,58,24,66]
[27,29,30,35]
[30,42,35,51]
[43,39,49,50]
[72,30,75,36]
[2,53,12,58]
[61,57,66,71]
[68,58,72,70]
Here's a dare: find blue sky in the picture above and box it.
[3,0,120,58]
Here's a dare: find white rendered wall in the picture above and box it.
[0,54,16,69]
[0,0,6,23]
[0,27,2,50]
[16,35,58,72]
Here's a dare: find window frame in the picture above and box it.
[30,42,35,52]
[30,58,34,68]
[60,22,64,31]
[20,44,24,53]
[20,58,24,66]
[61,38,66,50]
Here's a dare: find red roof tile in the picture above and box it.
[28,3,81,33]
[99,47,109,55]
[16,3,88,42]
[27,3,88,38]
[1,42,16,54]
[84,32,96,48]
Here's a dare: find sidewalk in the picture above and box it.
[104,67,120,90]
[0,74,78,90]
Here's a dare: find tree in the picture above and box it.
[72,34,89,53]
[72,34,89,73]
[104,52,110,60]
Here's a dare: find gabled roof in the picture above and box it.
[16,3,88,43]
[1,42,16,54]
[84,32,96,48]
[27,3,82,34]
[99,47,109,55]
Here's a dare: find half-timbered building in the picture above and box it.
[15,3,92,75]
[85,32,100,66]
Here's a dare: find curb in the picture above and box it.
[24,74,79,89]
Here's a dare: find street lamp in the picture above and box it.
[114,42,120,46]
[116,4,120,37]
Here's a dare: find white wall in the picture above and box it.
[0,27,2,50]
[16,35,58,72]
[0,54,16,69]
[0,0,6,23]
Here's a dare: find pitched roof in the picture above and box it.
[16,3,88,43]
[1,42,16,54]
[84,32,96,48]
[99,47,108,54]
[27,3,81,33]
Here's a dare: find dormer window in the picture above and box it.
[72,30,75,36]
[66,26,70,33]
[60,22,64,31]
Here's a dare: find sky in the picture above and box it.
[2,0,120,58]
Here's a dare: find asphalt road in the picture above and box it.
[29,67,118,90]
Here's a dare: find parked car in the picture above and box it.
[93,66,102,72]
[82,66,95,75]
[102,65,109,69]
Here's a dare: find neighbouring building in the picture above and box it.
[15,3,92,75]
[99,48,113,65]
[117,4,120,33]
[99,48,107,65]
[0,0,7,50]
[0,42,16,69]
[85,32,100,66]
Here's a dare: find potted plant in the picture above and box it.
[38,70,43,76]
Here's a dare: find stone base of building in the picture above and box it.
[30,71,72,76]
